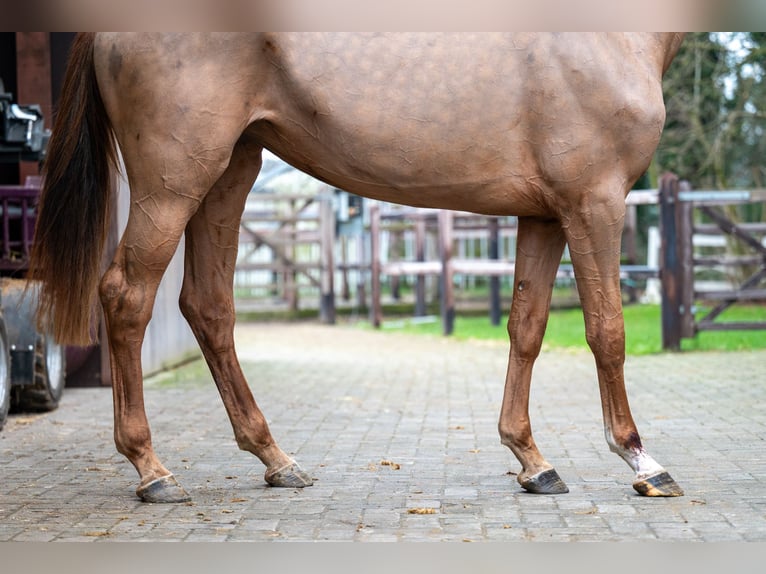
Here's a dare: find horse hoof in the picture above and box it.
[265,462,313,488]
[633,471,684,497]
[520,468,569,494]
[136,474,191,503]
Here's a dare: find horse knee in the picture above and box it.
[584,318,625,369]
[507,312,546,362]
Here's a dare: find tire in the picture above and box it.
[12,334,66,412]
[0,323,11,430]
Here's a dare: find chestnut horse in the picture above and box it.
[31,33,685,502]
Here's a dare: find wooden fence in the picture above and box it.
[368,205,519,333]
[657,173,766,350]
[235,190,337,322]
[235,175,766,348]
[366,201,654,335]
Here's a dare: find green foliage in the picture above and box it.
[372,304,766,356]
[657,33,766,190]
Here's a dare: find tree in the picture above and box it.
[655,32,766,191]
[653,33,766,282]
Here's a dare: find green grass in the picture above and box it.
[371,304,766,355]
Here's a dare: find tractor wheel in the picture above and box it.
[0,322,11,430]
[13,334,65,412]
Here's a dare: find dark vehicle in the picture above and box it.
[0,78,63,430]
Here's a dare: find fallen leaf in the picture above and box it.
[14,416,40,425]
[380,460,401,470]
[407,508,438,515]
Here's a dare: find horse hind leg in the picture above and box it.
[563,185,683,497]
[179,135,312,489]
[499,217,569,494]
[99,145,236,503]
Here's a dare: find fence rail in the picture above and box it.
[234,174,766,347]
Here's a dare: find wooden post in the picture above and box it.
[488,217,501,326]
[15,33,52,184]
[340,235,350,301]
[659,173,682,351]
[357,234,367,312]
[319,193,336,324]
[390,230,401,301]
[285,198,298,312]
[370,203,382,328]
[678,180,696,339]
[415,215,427,316]
[623,203,638,303]
[438,209,455,335]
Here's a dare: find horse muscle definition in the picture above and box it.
[30,33,685,502]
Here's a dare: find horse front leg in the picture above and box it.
[499,217,568,493]
[564,192,683,496]
[180,137,312,489]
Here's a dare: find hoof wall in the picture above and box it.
[136,475,191,503]
[265,462,313,488]
[633,471,684,497]
[520,469,569,494]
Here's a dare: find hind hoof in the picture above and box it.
[633,471,684,497]
[136,474,191,503]
[265,462,313,488]
[520,468,569,494]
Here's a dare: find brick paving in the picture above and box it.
[1,321,765,541]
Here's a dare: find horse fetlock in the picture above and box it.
[235,434,280,461]
[612,442,666,480]
[498,421,533,452]
[114,429,152,460]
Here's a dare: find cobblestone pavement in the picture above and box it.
[1,321,765,542]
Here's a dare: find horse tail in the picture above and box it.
[29,33,117,346]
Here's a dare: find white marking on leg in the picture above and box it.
[605,427,665,480]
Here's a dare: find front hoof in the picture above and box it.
[519,469,569,494]
[136,474,191,503]
[633,471,684,497]
[265,462,313,488]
